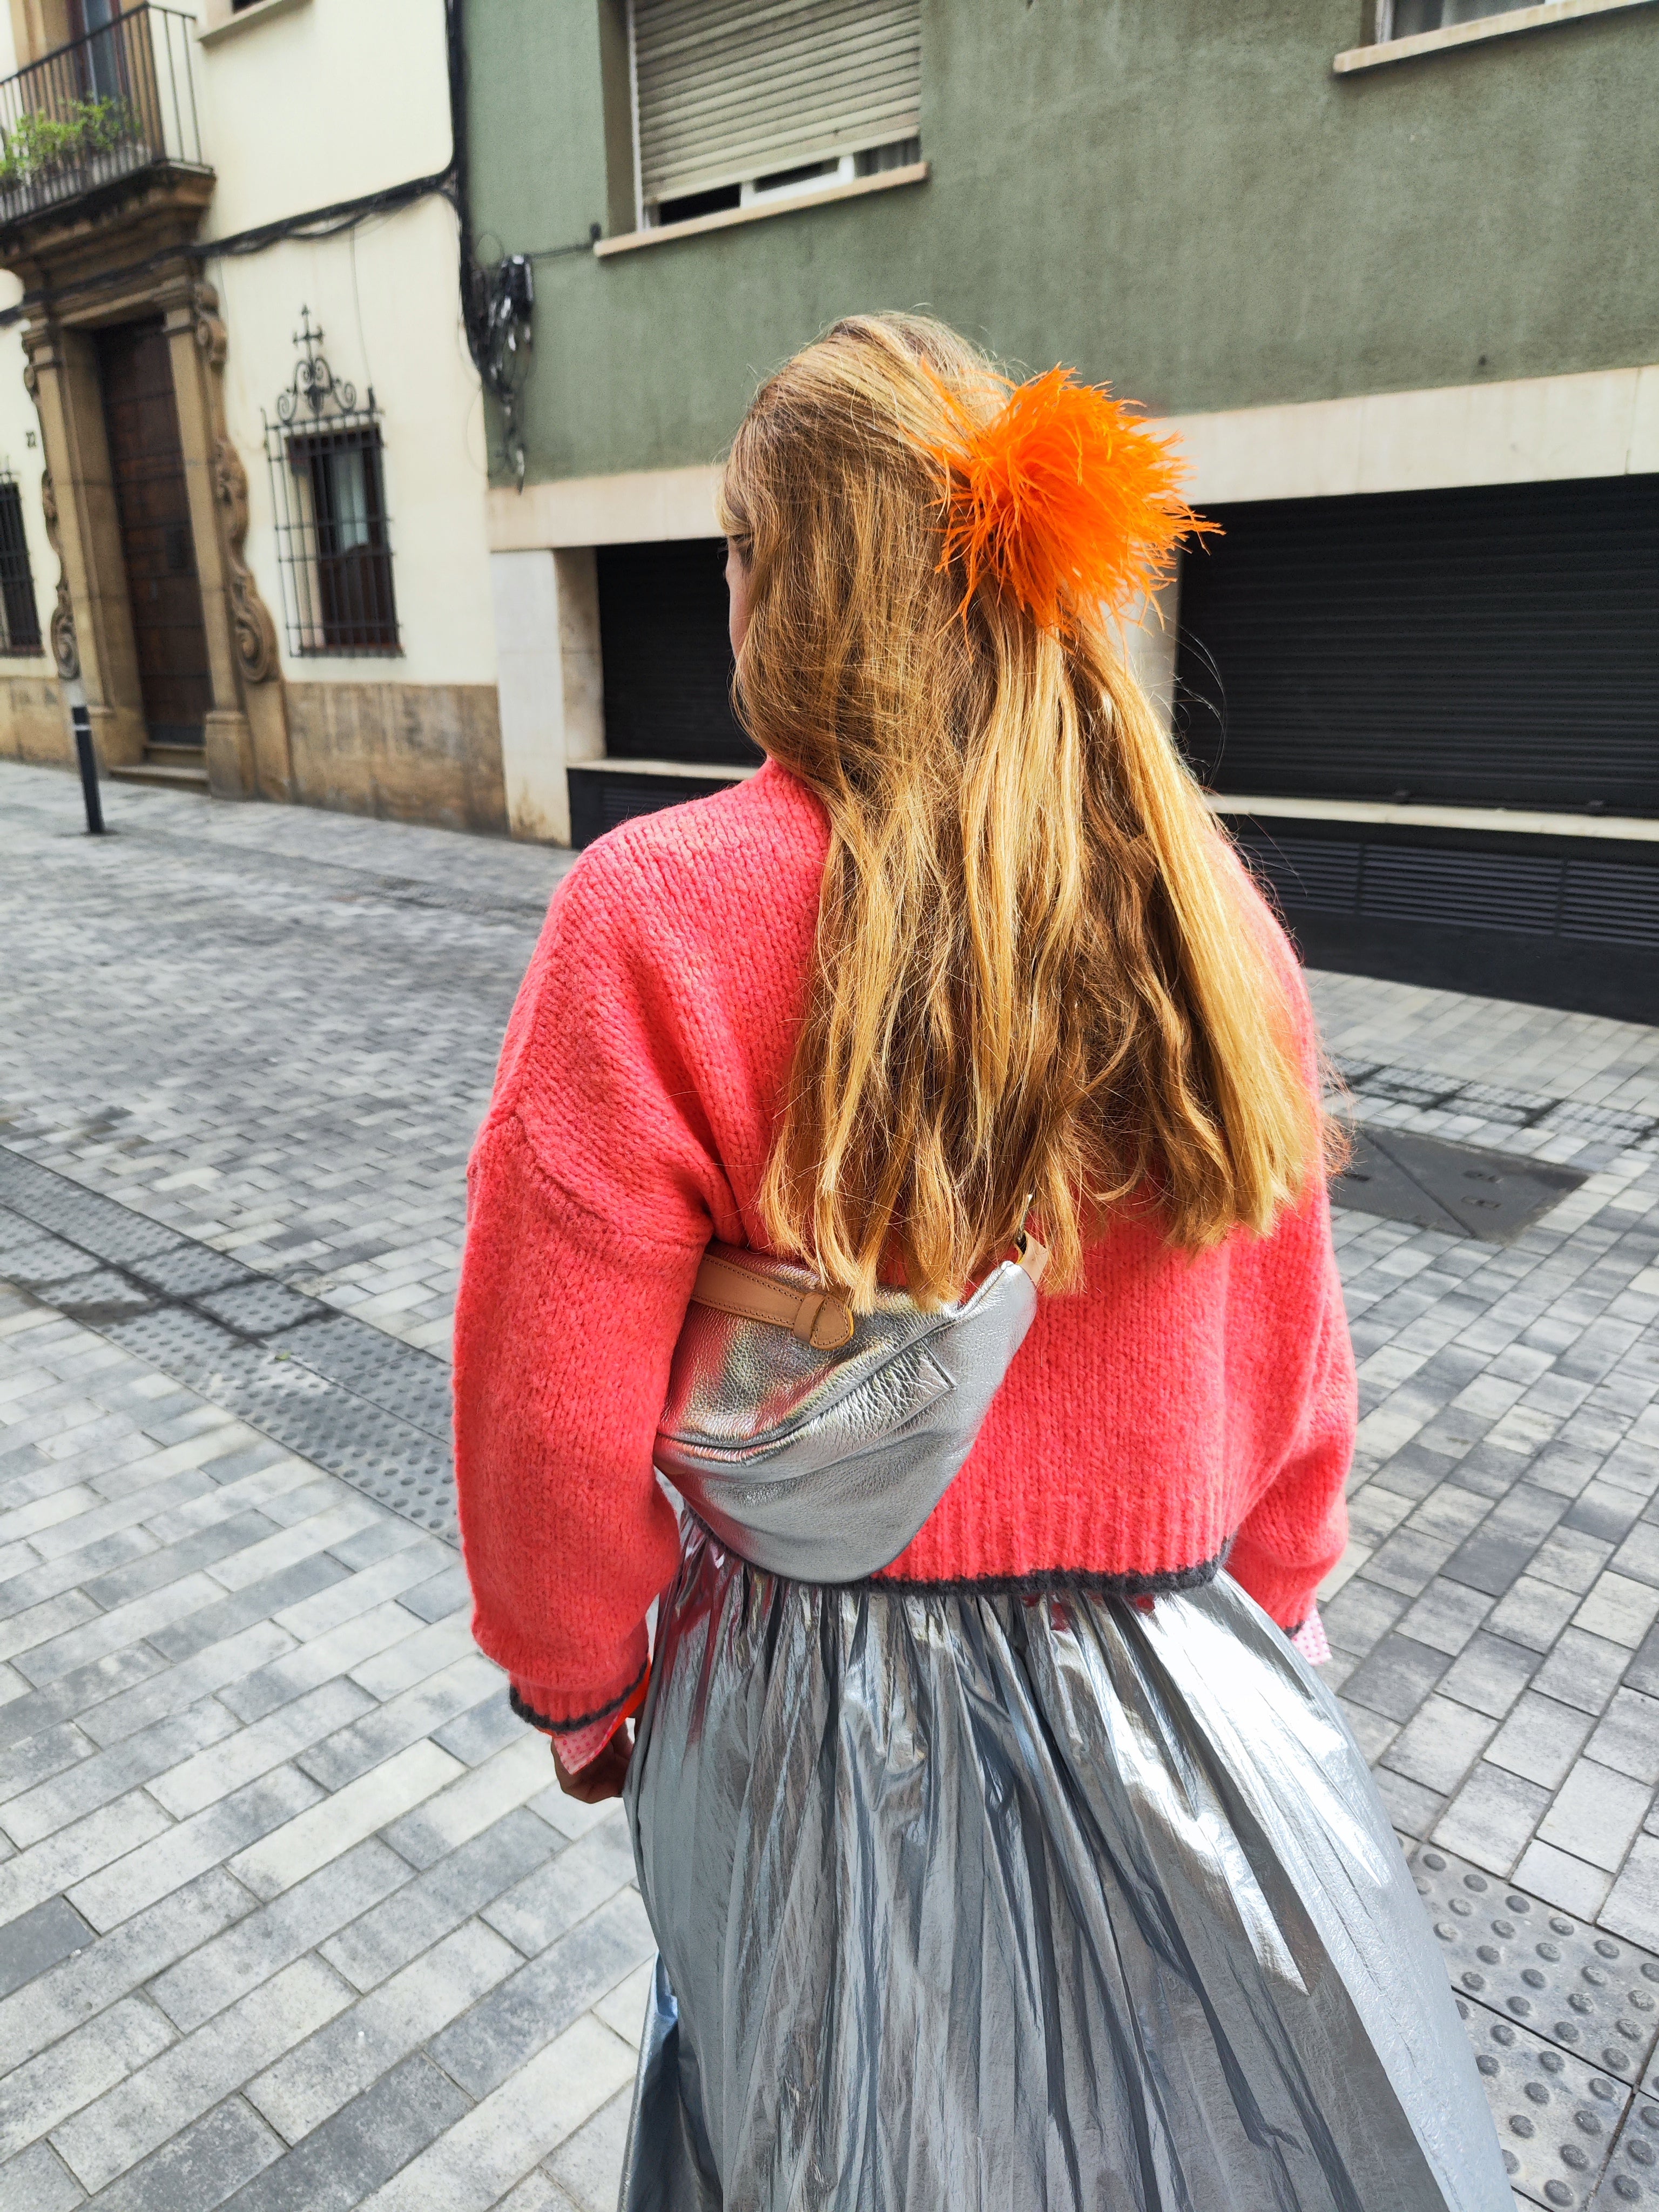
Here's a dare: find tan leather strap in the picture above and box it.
[691,1232,1049,1350]
[1015,1231,1050,1287]
[691,1252,857,1350]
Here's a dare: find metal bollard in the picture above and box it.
[70,703,105,836]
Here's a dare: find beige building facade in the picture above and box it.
[0,0,506,834]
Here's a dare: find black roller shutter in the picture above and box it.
[596,539,763,769]
[1176,476,1659,817]
[1231,815,1659,1023]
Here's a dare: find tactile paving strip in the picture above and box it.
[0,1229,101,1283]
[1593,2097,1659,2207]
[1415,1848,1659,2083]
[126,1244,258,1298]
[198,1278,329,1337]
[43,1269,158,1325]
[1,1145,458,1545]
[0,1149,185,1260]
[272,1314,454,1440]
[1456,1998,1628,2209]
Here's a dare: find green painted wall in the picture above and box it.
[466,0,1659,484]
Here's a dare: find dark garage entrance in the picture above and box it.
[569,538,763,848]
[1175,475,1659,1020]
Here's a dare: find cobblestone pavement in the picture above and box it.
[2,758,1658,2209]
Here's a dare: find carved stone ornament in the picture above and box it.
[191,281,280,685]
[213,436,278,684]
[24,346,80,680]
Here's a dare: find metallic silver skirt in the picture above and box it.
[619,1525,1510,2211]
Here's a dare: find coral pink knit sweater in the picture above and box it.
[453,762,1355,1737]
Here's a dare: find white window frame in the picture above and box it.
[624,0,922,231]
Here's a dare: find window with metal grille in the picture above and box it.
[262,311,400,658]
[0,472,43,655]
[630,0,922,227]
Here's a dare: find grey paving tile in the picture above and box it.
[1605,1838,1659,1952]
[0,1894,95,2002]
[147,1840,412,2034]
[1510,1837,1614,1923]
[1484,1691,1600,1793]
[1538,1759,1654,1874]
[1379,1695,1496,1796]
[319,1808,561,1991]
[0,1870,251,2077]
[246,1919,517,2142]
[293,1655,499,1791]
[1397,1576,1495,1655]
[0,1990,177,2163]
[546,2085,632,2212]
[1530,1626,1635,1718]
[1485,1573,1584,1654]
[426,1887,655,2100]
[1586,1689,1659,1788]
[47,1955,354,2193]
[72,2096,284,2212]
[70,1766,324,1934]
[1338,1632,1453,1723]
[1435,1631,1542,1720]
[1577,1573,1659,1649]
[431,1688,521,1768]
[3,1700,235,1849]
[1432,1760,1551,1876]
[76,1623,294,1749]
[0,2141,84,2212]
[215,2054,471,2212]
[395,1563,470,1624]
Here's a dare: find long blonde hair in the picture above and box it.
[720,313,1319,1309]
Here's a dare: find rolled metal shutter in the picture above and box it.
[596,539,762,768]
[1175,476,1659,817]
[633,0,921,211]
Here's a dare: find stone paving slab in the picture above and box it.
[0,1289,646,2210]
[2,758,1658,2205]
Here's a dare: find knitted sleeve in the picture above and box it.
[451,843,724,1731]
[1230,871,1353,1637]
[1226,1238,1357,1631]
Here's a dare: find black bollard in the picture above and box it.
[71,703,105,836]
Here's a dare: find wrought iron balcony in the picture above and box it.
[0,5,204,226]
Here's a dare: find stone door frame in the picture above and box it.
[19,230,289,799]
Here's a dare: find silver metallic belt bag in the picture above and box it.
[653,1232,1049,1585]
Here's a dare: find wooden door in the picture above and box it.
[96,319,213,750]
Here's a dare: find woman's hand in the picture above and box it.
[552,1724,632,1804]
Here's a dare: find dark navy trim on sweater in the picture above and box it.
[866,1541,1233,1604]
[510,1655,649,1737]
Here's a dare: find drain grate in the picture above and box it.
[1336,1127,1587,1242]
[0,1143,458,1543]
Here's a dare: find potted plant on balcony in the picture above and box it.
[0,97,140,218]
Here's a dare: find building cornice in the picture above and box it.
[489,361,1659,550]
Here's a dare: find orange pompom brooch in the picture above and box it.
[920,366,1217,633]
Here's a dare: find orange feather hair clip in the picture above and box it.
[920,365,1218,634]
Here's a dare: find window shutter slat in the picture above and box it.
[633,0,921,210]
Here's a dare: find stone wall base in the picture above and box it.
[285,682,509,836]
[0,675,67,767]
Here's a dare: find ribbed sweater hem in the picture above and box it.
[867,1543,1233,1602]
[509,1656,650,1737]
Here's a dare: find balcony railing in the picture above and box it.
[0,6,203,225]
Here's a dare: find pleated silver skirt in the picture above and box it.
[618,1523,1510,2212]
